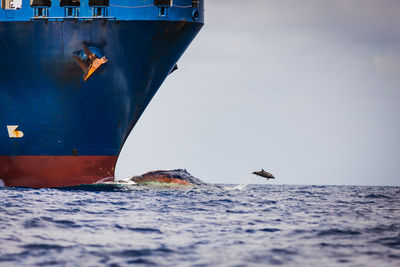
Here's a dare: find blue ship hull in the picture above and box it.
[0,1,203,187]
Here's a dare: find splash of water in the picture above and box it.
[225,176,254,191]
[105,178,137,186]
[94,177,137,185]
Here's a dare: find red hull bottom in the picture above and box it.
[0,156,117,188]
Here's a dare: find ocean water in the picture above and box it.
[1,183,400,266]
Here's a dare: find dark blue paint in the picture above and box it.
[0,1,203,156]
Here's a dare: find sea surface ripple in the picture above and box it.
[1,183,400,266]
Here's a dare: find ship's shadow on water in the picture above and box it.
[57,183,136,192]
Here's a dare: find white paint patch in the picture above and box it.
[10,0,22,9]
[0,179,4,187]
[7,125,24,138]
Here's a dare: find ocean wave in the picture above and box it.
[127,227,163,234]
[113,246,174,258]
[21,244,66,250]
[372,235,400,249]
[365,193,392,199]
[316,229,361,237]
[1,184,400,266]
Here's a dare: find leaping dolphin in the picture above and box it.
[252,169,275,180]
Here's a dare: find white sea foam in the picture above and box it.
[224,176,254,190]
[107,179,137,185]
[94,177,114,184]
[0,178,4,187]
[94,177,137,185]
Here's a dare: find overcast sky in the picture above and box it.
[116,0,400,186]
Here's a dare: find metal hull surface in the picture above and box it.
[0,155,117,187]
[0,20,202,187]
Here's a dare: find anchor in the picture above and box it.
[73,42,108,82]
